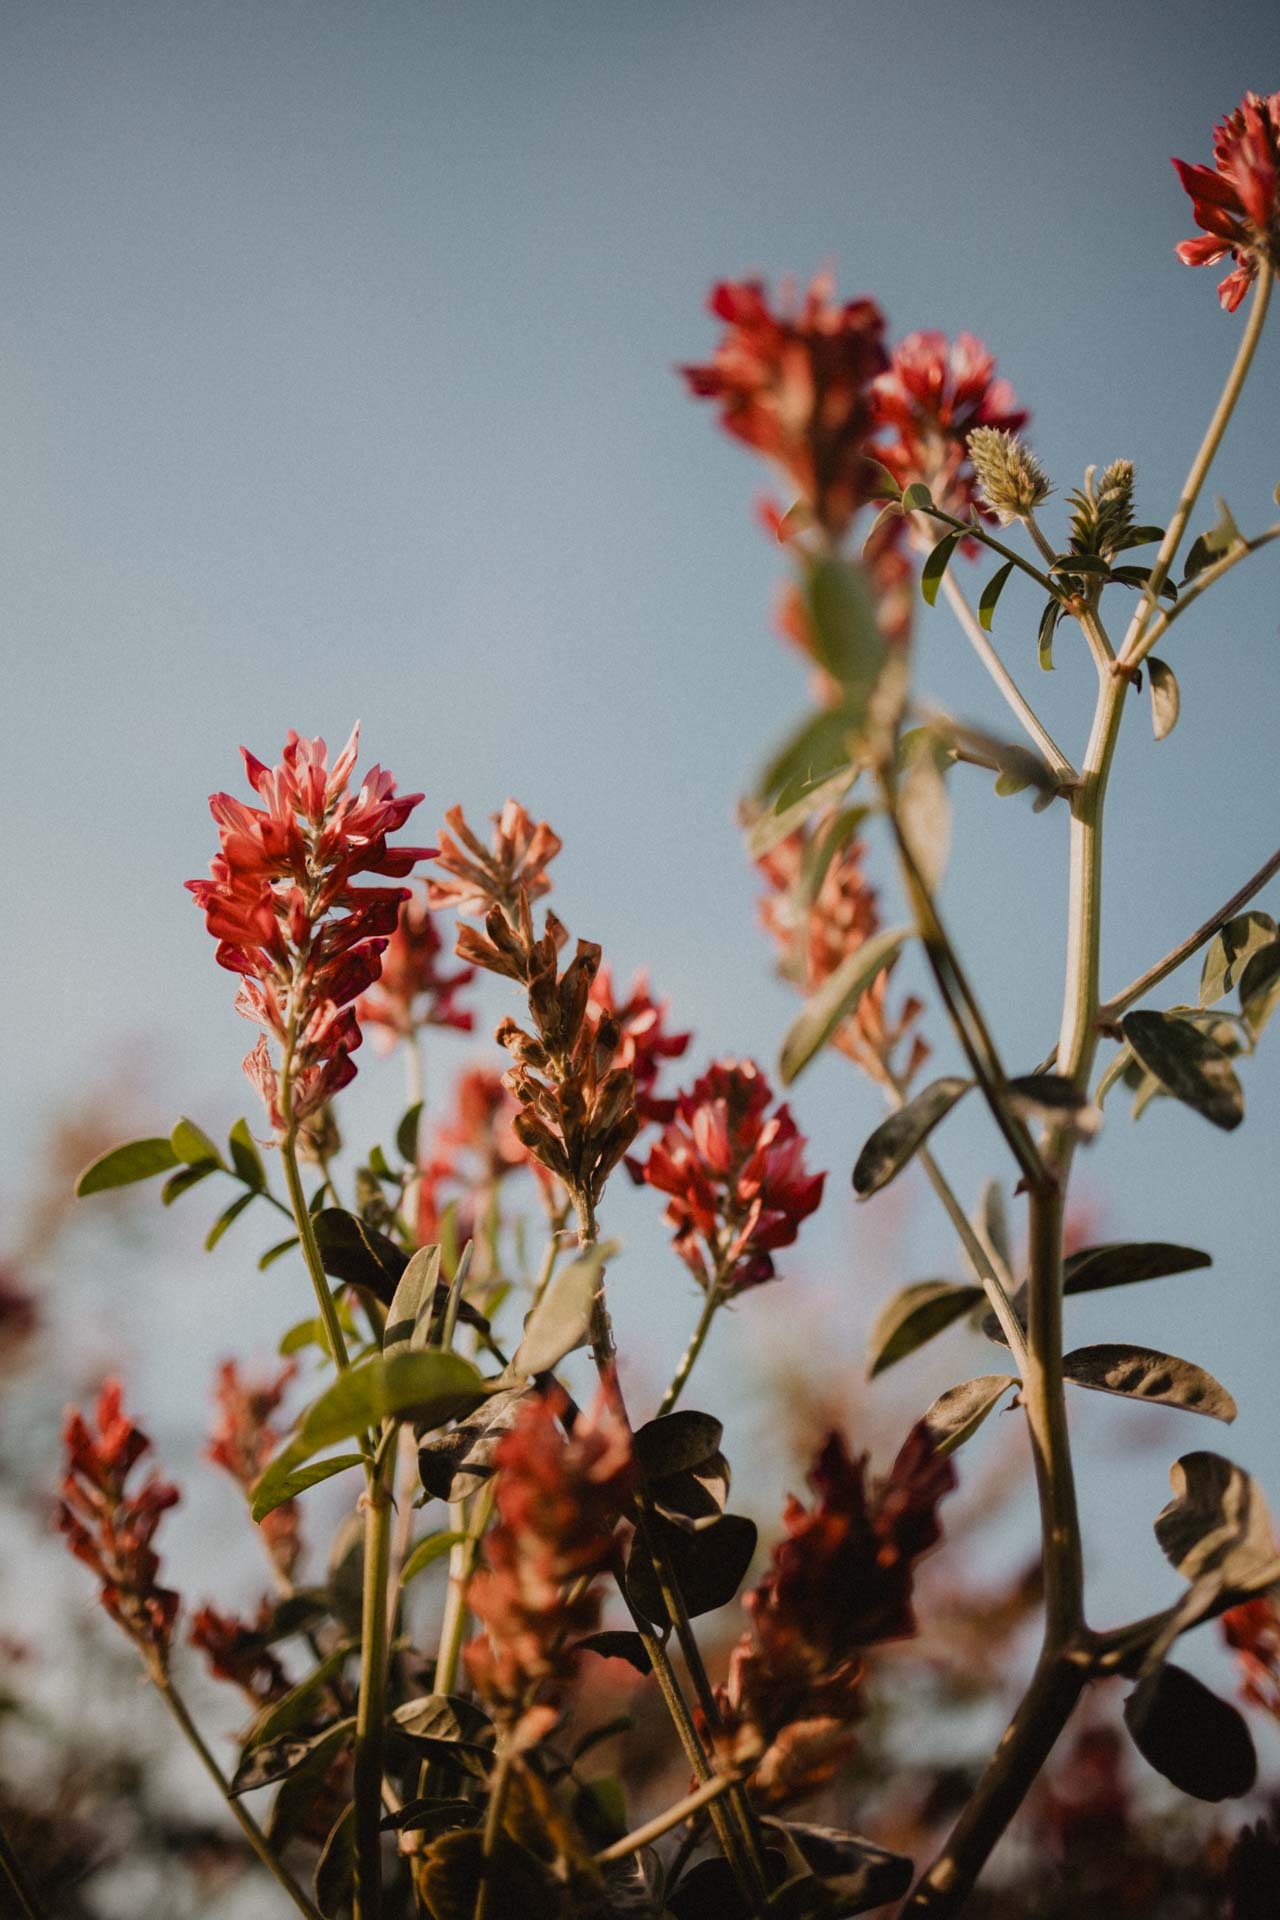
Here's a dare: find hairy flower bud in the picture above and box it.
[1068,459,1137,561]
[966,426,1051,524]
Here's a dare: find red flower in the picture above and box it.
[186,725,432,1133]
[189,1601,288,1704]
[56,1380,181,1675]
[631,1059,824,1294]
[682,275,890,542]
[1223,1592,1280,1721]
[464,1390,634,1737]
[1173,92,1280,310]
[356,884,474,1048]
[412,1066,532,1246]
[428,800,561,919]
[207,1360,301,1579]
[587,964,691,1125]
[872,331,1027,524]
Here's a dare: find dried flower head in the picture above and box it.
[966,426,1051,524]
[464,1390,635,1738]
[682,275,890,542]
[56,1380,181,1676]
[189,1601,288,1705]
[872,330,1027,523]
[186,725,432,1135]
[630,1058,824,1294]
[429,800,561,918]
[207,1360,301,1579]
[356,884,474,1049]
[1174,91,1280,311]
[586,964,691,1125]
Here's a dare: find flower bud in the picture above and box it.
[966,427,1051,523]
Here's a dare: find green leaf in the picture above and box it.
[1151,1453,1280,1649]
[1051,552,1111,577]
[921,1375,1018,1457]
[757,705,858,808]
[380,1798,481,1837]
[977,560,1015,631]
[1240,941,1280,1037]
[511,1241,618,1377]
[921,530,962,607]
[625,1513,757,1624]
[418,1387,530,1502]
[746,767,856,858]
[313,1207,408,1304]
[400,1529,467,1585]
[1005,1072,1100,1136]
[866,1280,983,1379]
[385,1244,442,1353]
[228,1117,267,1190]
[863,458,903,501]
[1112,525,1165,552]
[901,481,934,514]
[396,1101,424,1165]
[1062,1345,1235,1421]
[75,1137,180,1197]
[1036,597,1060,672]
[853,1078,973,1199]
[1148,657,1180,741]
[230,1717,356,1796]
[1199,913,1278,1007]
[314,1802,356,1917]
[171,1117,223,1166]
[261,1351,486,1491]
[251,1451,365,1523]
[260,1235,300,1272]
[1062,1242,1212,1297]
[1124,1664,1255,1802]
[633,1412,723,1481]
[898,743,951,892]
[391,1695,494,1774]
[1120,1011,1244,1130]
[803,557,887,696]
[779,926,911,1085]
[204,1188,256,1252]
[161,1161,219,1206]
[761,1819,914,1914]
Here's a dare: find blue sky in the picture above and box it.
[5,0,1280,1655]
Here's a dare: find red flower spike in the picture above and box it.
[189,1601,288,1704]
[587,963,691,1126]
[631,1058,824,1295]
[682,274,891,543]
[56,1379,181,1675]
[872,331,1027,527]
[412,1066,531,1247]
[207,1360,301,1580]
[186,725,432,1134]
[1173,92,1280,310]
[356,884,475,1050]
[1223,1591,1280,1721]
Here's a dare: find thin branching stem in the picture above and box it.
[594,1770,744,1864]
[936,570,1076,780]
[1098,843,1280,1023]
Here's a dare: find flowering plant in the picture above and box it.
[20,83,1280,1920]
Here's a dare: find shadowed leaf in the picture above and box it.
[1063,1240,1212,1295]
[1241,941,1280,1037]
[921,1375,1018,1457]
[230,1717,355,1796]
[779,926,911,1085]
[400,1530,467,1586]
[1125,1664,1256,1801]
[763,1819,915,1912]
[571,1631,653,1676]
[1063,1344,1235,1421]
[633,1411,723,1481]
[251,1451,365,1523]
[511,1241,617,1377]
[1120,1011,1244,1130]
[978,559,1015,630]
[384,1244,442,1353]
[854,1080,973,1200]
[1200,913,1278,1007]
[313,1207,408,1303]
[866,1280,983,1379]
[314,1802,355,1917]
[625,1513,757,1624]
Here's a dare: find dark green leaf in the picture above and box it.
[230,1716,355,1796]
[251,1452,365,1523]
[171,1118,223,1166]
[161,1161,219,1206]
[261,1351,486,1494]
[1036,598,1060,672]
[920,1375,1018,1457]
[1062,1344,1235,1421]
[1063,1241,1212,1296]
[1240,941,1280,1037]
[315,1802,356,1917]
[1006,1072,1100,1136]
[1112,525,1164,552]
[416,1831,557,1920]
[1124,1664,1256,1801]
[572,1775,628,1846]
[1120,1011,1244,1130]
[650,1451,731,1533]
[853,1078,973,1198]
[392,1695,494,1773]
[902,482,934,514]
[205,1188,255,1252]
[1148,657,1180,740]
[866,1281,983,1379]
[228,1117,267,1190]
[863,458,903,501]
[511,1240,617,1376]
[400,1530,467,1585]
[977,560,1015,631]
[633,1411,723,1481]
[380,1797,481,1836]
[260,1235,300,1272]
[384,1244,442,1353]
[246,1643,354,1749]
[418,1387,531,1503]
[265,1726,353,1848]
[571,1631,652,1676]
[1111,565,1178,599]
[396,1101,424,1164]
[1051,552,1111,577]
[1199,913,1278,1007]
[625,1513,757,1624]
[921,531,962,607]
[313,1207,408,1304]
[1154,1452,1280,1597]
[75,1137,180,1197]
[779,926,910,1085]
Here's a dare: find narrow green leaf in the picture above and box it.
[977,560,1015,631]
[901,481,934,514]
[866,1280,983,1379]
[921,530,962,607]
[921,1375,1018,1457]
[161,1161,219,1206]
[400,1530,467,1586]
[1148,657,1180,741]
[288,1349,486,1463]
[746,767,856,858]
[1199,913,1278,1007]
[260,1235,300,1272]
[1121,1011,1244,1130]
[853,1077,972,1198]
[779,926,911,1085]
[396,1101,424,1165]
[512,1241,619,1377]
[756,705,858,808]
[1112,525,1164,552]
[1240,941,1280,1037]
[863,458,903,501]
[228,1118,267,1190]
[76,1137,180,1197]
[171,1117,223,1166]
[898,744,951,892]
[1062,1344,1235,1422]
[1062,1242,1211,1297]
[1036,598,1060,672]
[251,1452,365,1523]
[385,1244,442,1354]
[205,1188,255,1252]
[315,1803,356,1917]
[803,557,887,696]
[230,1717,355,1797]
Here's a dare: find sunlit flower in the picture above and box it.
[682,275,890,542]
[56,1380,181,1676]
[207,1360,301,1579]
[1174,91,1280,311]
[630,1059,824,1294]
[189,1601,287,1704]
[872,331,1026,524]
[465,1390,634,1738]
[356,885,474,1048]
[587,964,691,1125]
[186,725,432,1134]
[966,426,1051,525]
[428,800,561,919]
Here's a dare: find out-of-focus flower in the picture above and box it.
[0,1260,37,1375]
[1034,1723,1131,1864]
[207,1360,301,1580]
[872,331,1026,526]
[587,964,691,1125]
[714,1424,954,1807]
[428,800,561,918]
[412,1066,532,1246]
[1228,1817,1280,1920]
[1223,1591,1280,1720]
[56,1380,181,1677]
[356,885,474,1048]
[630,1059,824,1294]
[755,817,927,1088]
[189,1602,287,1705]
[682,275,890,543]
[465,1391,634,1740]
[186,725,431,1135]
[1173,92,1280,311]
[966,426,1051,525]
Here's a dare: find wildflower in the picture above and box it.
[872,331,1026,523]
[755,819,927,1088]
[207,1360,301,1579]
[1067,459,1138,561]
[1223,1591,1280,1720]
[587,964,691,1125]
[1173,92,1280,311]
[464,1391,634,1739]
[966,426,1051,525]
[630,1059,824,1294]
[412,1066,531,1246]
[56,1380,181,1677]
[189,1602,287,1704]
[185,725,432,1135]
[682,275,890,542]
[356,884,474,1048]
[428,800,561,918]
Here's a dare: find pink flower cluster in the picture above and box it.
[356,884,474,1048]
[206,1359,301,1579]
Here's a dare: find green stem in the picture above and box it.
[911,502,1059,595]
[1131,522,1280,658]
[594,1770,743,1865]
[353,1449,396,1920]
[936,569,1076,780]
[1023,1177,1083,1644]
[0,1823,43,1920]
[1121,267,1272,670]
[1097,842,1280,1023]
[475,1746,514,1920]
[281,1130,353,1376]
[160,1679,324,1920]
[656,1281,722,1418]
